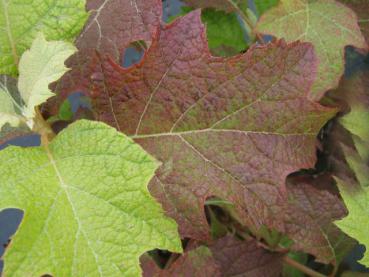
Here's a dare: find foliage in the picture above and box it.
[0,0,369,276]
[256,0,367,100]
[0,0,88,75]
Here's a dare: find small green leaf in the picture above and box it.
[58,99,74,121]
[18,33,76,120]
[335,179,369,267]
[254,0,279,16]
[169,7,247,56]
[0,0,88,75]
[0,120,182,276]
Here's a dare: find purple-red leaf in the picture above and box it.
[210,236,284,277]
[57,10,336,261]
[285,175,354,264]
[141,247,221,277]
[50,0,162,114]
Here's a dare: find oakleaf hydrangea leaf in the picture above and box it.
[336,180,369,267]
[339,0,369,44]
[256,0,367,100]
[0,0,88,75]
[254,0,279,16]
[0,120,181,276]
[182,0,247,13]
[168,7,247,56]
[58,10,337,262]
[48,0,162,113]
[332,66,369,267]
[210,236,284,276]
[18,33,76,119]
[0,76,23,129]
[142,236,284,277]
[142,246,221,277]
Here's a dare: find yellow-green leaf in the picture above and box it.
[256,0,367,100]
[0,120,182,276]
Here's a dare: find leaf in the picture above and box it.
[0,120,182,276]
[48,0,162,112]
[182,0,247,13]
[254,0,279,16]
[141,246,221,277]
[58,10,337,261]
[0,0,87,75]
[339,0,369,44]
[0,76,23,129]
[142,236,284,277]
[256,0,367,100]
[18,33,76,119]
[336,179,369,267]
[286,174,355,264]
[210,236,284,276]
[169,7,247,57]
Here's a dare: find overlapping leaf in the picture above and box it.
[256,0,367,100]
[52,0,162,111]
[141,236,284,277]
[210,236,284,276]
[181,0,247,13]
[0,0,87,75]
[0,120,181,276]
[286,175,355,264]
[169,7,248,57]
[142,246,221,277]
[57,10,339,261]
[0,34,76,138]
[339,0,369,44]
[331,65,369,267]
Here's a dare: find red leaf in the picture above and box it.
[141,247,222,277]
[58,10,336,261]
[340,0,369,46]
[285,174,354,263]
[210,236,284,277]
[51,0,162,111]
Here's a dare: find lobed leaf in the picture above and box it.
[256,0,367,100]
[18,33,77,119]
[57,10,338,262]
[333,64,369,267]
[339,0,369,44]
[0,76,23,130]
[142,246,221,277]
[50,0,162,111]
[0,0,88,75]
[0,120,182,276]
[141,236,284,277]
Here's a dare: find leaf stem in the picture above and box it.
[283,256,327,277]
[34,107,55,146]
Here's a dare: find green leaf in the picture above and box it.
[18,33,76,120]
[335,179,369,267]
[169,7,247,56]
[0,75,23,129]
[256,0,367,100]
[0,0,88,75]
[0,120,182,276]
[254,0,279,16]
[341,106,369,160]
[58,99,74,121]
